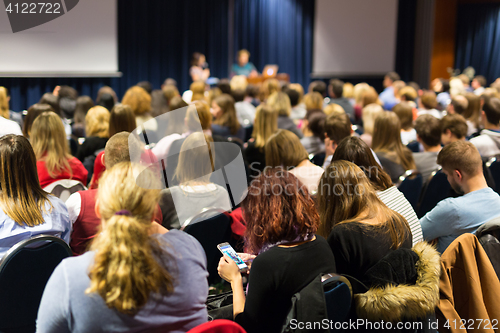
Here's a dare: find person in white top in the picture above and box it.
[417,91,443,119]
[470,97,500,158]
[265,129,324,194]
[0,116,22,138]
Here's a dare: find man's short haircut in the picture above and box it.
[450,95,468,115]
[284,88,300,107]
[474,75,487,87]
[329,79,344,98]
[306,111,326,140]
[437,140,482,176]
[483,97,500,126]
[104,132,132,169]
[385,72,400,83]
[137,81,153,95]
[324,113,351,145]
[415,114,442,147]
[421,91,438,109]
[309,80,327,97]
[441,114,468,139]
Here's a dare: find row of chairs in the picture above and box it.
[397,168,451,218]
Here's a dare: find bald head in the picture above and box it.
[104,132,131,169]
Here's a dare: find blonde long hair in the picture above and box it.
[87,163,174,314]
[0,87,9,119]
[30,112,73,178]
[317,160,410,248]
[252,105,278,148]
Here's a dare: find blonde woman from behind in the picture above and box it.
[37,163,209,333]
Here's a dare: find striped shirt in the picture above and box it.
[377,186,423,245]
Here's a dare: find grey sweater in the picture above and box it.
[36,230,209,333]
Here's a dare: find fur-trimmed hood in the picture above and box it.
[354,242,441,322]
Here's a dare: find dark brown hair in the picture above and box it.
[109,104,137,137]
[213,94,241,135]
[441,114,468,139]
[415,114,442,147]
[0,135,53,226]
[242,168,319,254]
[324,113,352,145]
[332,136,392,191]
[317,160,410,249]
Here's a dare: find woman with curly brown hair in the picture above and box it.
[218,169,336,333]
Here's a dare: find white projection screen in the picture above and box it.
[312,0,398,77]
[0,0,118,76]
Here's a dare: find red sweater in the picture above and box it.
[37,157,88,188]
[70,189,164,255]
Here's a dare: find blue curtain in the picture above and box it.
[455,3,500,85]
[233,0,314,89]
[2,0,229,111]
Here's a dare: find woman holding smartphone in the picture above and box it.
[217,169,336,333]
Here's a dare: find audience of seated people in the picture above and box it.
[3,67,500,331]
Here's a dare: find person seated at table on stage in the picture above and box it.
[231,49,258,78]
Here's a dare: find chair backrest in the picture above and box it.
[406,140,420,153]
[183,208,233,285]
[397,169,423,211]
[309,152,326,167]
[0,235,72,333]
[43,179,87,202]
[417,168,450,218]
[243,124,253,143]
[321,273,353,325]
[487,157,500,194]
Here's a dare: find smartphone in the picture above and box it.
[217,242,248,273]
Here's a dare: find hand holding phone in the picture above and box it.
[217,242,248,273]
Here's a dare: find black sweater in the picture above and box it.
[235,236,336,333]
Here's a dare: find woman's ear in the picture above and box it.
[95,199,101,219]
[101,153,105,168]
